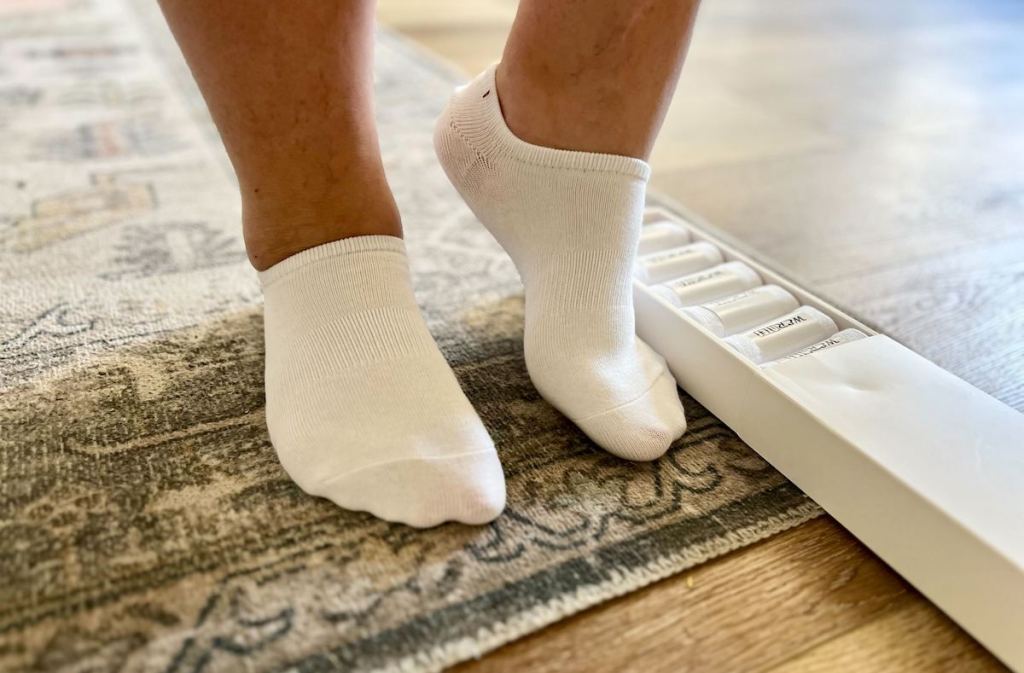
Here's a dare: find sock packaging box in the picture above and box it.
[634,206,1024,672]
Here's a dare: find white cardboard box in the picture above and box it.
[635,206,1024,671]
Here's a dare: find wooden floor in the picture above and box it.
[377,1,1024,670]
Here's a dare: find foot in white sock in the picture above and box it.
[434,65,687,461]
[260,236,506,527]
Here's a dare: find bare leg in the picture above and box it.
[157,0,399,270]
[499,0,701,159]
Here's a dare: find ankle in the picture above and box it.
[242,195,402,271]
[495,61,651,159]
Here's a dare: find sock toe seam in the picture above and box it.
[311,448,500,492]
[569,367,675,424]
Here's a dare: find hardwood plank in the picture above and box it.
[453,519,916,673]
[816,243,1024,411]
[648,1,1024,413]
[649,131,1024,286]
[650,72,838,174]
[767,601,1009,673]
[651,129,1024,411]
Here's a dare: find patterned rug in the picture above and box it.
[0,1,822,671]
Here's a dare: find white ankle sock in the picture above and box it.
[434,65,687,461]
[259,236,505,527]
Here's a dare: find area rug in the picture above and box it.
[0,1,822,671]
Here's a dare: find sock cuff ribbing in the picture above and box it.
[258,235,406,289]
[444,63,652,182]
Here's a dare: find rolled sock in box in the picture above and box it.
[766,328,868,364]
[638,221,692,256]
[634,241,722,284]
[725,305,838,364]
[683,285,799,336]
[651,261,762,307]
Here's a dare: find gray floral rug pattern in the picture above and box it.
[0,1,822,671]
